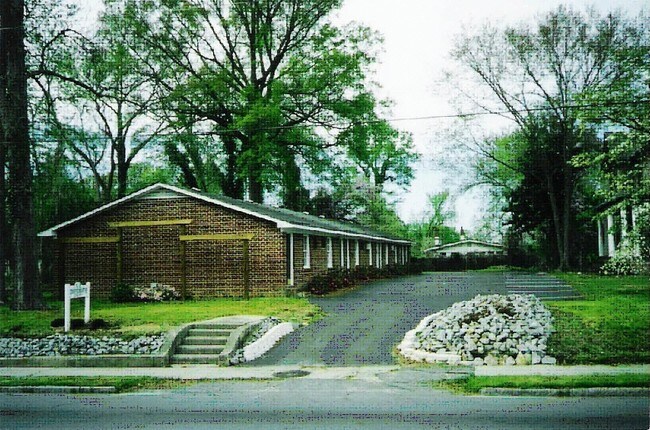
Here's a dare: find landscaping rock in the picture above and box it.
[397,294,555,366]
[0,334,165,358]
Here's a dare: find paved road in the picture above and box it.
[2,375,648,429]
[251,272,508,366]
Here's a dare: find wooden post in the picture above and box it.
[116,227,123,284]
[179,225,187,300]
[57,240,66,298]
[242,239,250,300]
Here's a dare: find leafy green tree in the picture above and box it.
[339,117,417,191]
[51,0,165,201]
[129,0,382,203]
[452,6,641,270]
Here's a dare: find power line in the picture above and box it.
[23,98,650,143]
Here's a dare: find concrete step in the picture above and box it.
[192,323,241,330]
[187,328,233,337]
[176,345,225,354]
[507,287,576,292]
[183,336,228,345]
[170,354,224,365]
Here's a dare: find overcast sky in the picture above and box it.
[333,0,647,230]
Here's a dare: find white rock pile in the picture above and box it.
[0,334,165,358]
[398,294,556,366]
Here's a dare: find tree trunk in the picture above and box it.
[222,136,243,199]
[116,135,127,198]
[0,123,6,304]
[248,176,264,203]
[0,0,42,309]
[545,173,564,270]
[559,149,574,272]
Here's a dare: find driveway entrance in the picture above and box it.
[249,272,509,366]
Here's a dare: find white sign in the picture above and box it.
[64,282,90,332]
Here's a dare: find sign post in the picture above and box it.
[64,282,91,332]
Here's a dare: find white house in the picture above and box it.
[424,239,505,257]
[596,203,639,257]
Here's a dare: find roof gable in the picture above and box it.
[423,239,503,253]
[38,183,409,244]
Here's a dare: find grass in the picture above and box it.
[545,273,650,364]
[437,374,650,394]
[0,297,323,337]
[0,376,197,393]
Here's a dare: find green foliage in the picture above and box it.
[452,6,647,270]
[129,0,389,202]
[110,283,136,303]
[301,264,424,295]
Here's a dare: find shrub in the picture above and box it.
[110,283,136,303]
[600,252,649,276]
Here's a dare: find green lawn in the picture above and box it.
[0,297,323,337]
[0,376,196,392]
[546,273,650,364]
[437,374,650,394]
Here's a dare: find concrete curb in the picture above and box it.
[0,385,117,394]
[479,387,650,397]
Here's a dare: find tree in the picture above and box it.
[340,117,417,191]
[0,0,42,309]
[41,0,165,202]
[130,0,381,203]
[452,6,641,270]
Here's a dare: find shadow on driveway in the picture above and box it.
[247,272,508,366]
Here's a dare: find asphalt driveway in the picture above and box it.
[249,272,509,366]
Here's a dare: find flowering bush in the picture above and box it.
[600,250,649,276]
[133,283,181,302]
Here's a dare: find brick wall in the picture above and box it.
[55,196,286,299]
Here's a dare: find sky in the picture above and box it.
[76,0,646,232]
[332,0,647,231]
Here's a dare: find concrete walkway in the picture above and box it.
[1,364,648,381]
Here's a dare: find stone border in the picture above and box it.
[0,316,264,368]
[479,387,650,397]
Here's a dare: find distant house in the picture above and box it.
[423,239,504,257]
[595,199,640,258]
[38,183,411,299]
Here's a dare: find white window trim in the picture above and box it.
[303,234,311,269]
[288,233,294,285]
[346,239,350,269]
[327,237,333,268]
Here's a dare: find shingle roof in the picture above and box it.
[38,183,409,244]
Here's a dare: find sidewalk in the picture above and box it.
[0,365,402,381]
[1,363,648,380]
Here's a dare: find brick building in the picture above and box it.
[39,183,411,298]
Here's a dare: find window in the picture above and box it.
[303,235,310,269]
[327,237,333,268]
